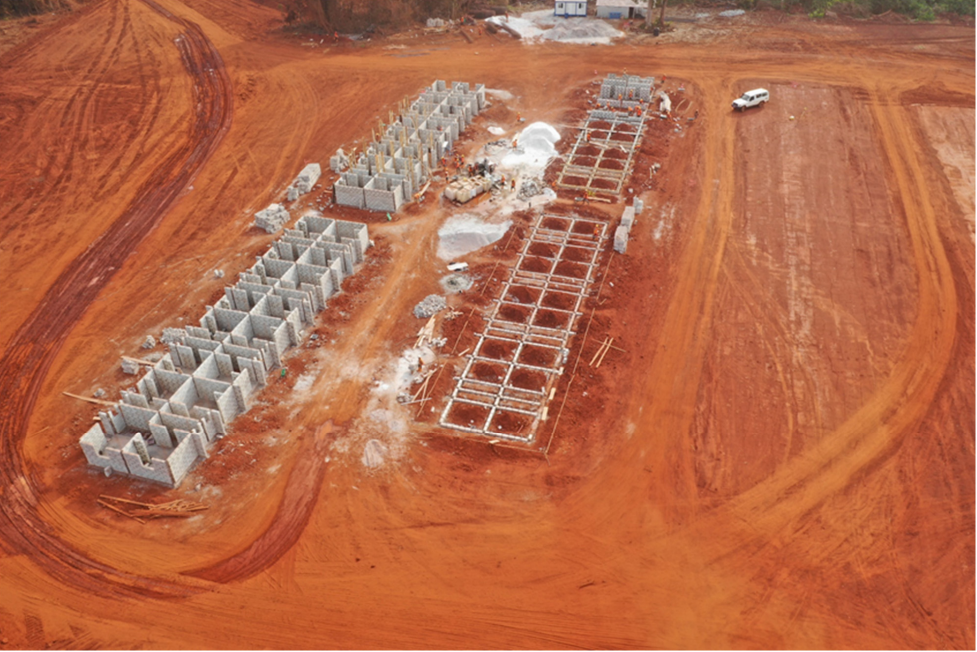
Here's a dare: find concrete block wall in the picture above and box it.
[80,426,129,475]
[122,434,175,485]
[334,80,483,212]
[79,208,370,487]
[166,431,206,486]
[600,73,655,102]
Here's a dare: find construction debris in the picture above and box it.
[141,335,156,349]
[97,494,208,524]
[120,358,141,375]
[64,391,117,407]
[254,203,290,233]
[329,148,350,173]
[440,273,473,294]
[414,294,448,319]
[516,177,546,200]
[161,328,184,344]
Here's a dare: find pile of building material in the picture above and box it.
[334,80,486,213]
[614,198,642,254]
[444,175,493,203]
[329,149,350,173]
[286,163,321,202]
[516,177,546,200]
[79,214,371,488]
[254,203,290,233]
[413,295,447,318]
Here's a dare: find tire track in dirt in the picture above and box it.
[0,0,232,599]
[719,84,958,538]
[0,0,123,234]
[187,424,333,583]
[626,74,739,521]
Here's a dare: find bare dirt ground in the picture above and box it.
[0,1,973,648]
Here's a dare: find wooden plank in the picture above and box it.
[595,337,615,368]
[120,355,154,367]
[63,392,116,407]
[97,499,146,524]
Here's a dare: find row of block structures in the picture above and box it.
[597,73,656,110]
[79,214,370,487]
[334,80,486,212]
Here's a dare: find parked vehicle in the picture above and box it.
[732,88,770,111]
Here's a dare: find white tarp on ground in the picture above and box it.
[488,9,624,44]
[502,122,560,177]
[437,214,511,260]
[486,15,546,40]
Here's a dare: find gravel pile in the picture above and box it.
[413,295,447,319]
[517,177,546,200]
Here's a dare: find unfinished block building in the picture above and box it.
[595,73,655,110]
[79,214,370,487]
[333,80,486,212]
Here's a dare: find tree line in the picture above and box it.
[1,0,72,17]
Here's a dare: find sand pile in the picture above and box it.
[502,122,560,177]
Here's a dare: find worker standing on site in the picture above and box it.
[511,178,516,192]
[593,224,600,240]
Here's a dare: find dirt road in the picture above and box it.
[0,1,971,648]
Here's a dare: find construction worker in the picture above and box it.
[511,178,516,191]
[593,224,600,240]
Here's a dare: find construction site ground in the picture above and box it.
[0,1,973,648]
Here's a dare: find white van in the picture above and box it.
[732,88,770,111]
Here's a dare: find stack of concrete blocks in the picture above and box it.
[597,73,655,111]
[334,80,486,212]
[286,163,322,202]
[588,108,646,128]
[254,203,290,234]
[79,214,371,487]
[614,201,639,254]
[329,149,350,173]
